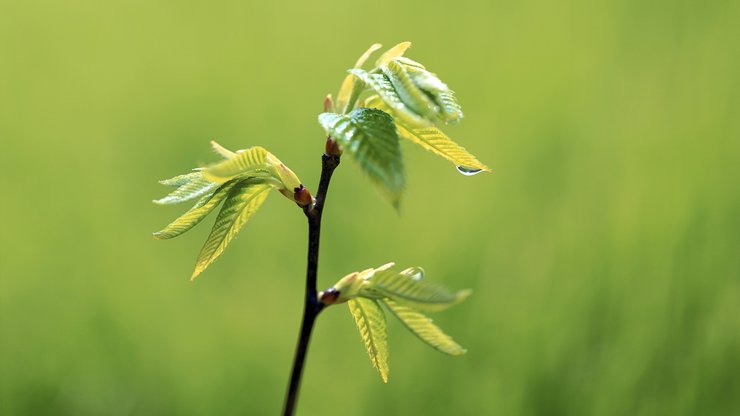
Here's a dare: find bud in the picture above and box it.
[325,136,342,157]
[324,94,334,112]
[293,184,313,208]
[319,288,340,305]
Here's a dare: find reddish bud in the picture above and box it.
[325,136,342,157]
[324,94,334,112]
[319,288,340,305]
[293,185,313,208]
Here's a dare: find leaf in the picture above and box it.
[382,298,466,356]
[153,181,238,240]
[348,298,390,383]
[204,146,303,196]
[319,108,405,208]
[191,182,271,280]
[434,90,464,124]
[348,69,431,127]
[336,43,382,113]
[154,173,220,205]
[365,94,488,175]
[394,58,463,124]
[210,140,237,159]
[159,171,201,187]
[395,123,490,174]
[400,59,449,93]
[381,60,439,120]
[203,146,275,183]
[366,267,472,312]
[375,41,412,66]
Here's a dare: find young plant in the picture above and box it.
[154,42,488,415]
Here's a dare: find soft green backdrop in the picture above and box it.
[1,0,738,415]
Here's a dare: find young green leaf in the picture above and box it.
[210,140,237,159]
[395,124,490,175]
[348,69,431,128]
[318,108,405,208]
[382,298,466,356]
[191,182,271,280]
[158,171,202,187]
[365,95,489,175]
[336,43,382,113]
[204,144,307,205]
[375,41,412,67]
[367,267,472,312]
[348,297,390,383]
[380,60,439,120]
[153,181,239,239]
[153,173,220,205]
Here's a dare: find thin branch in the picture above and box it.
[283,150,340,416]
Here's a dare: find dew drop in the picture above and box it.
[456,166,483,176]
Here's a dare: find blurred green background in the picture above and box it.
[1,0,739,414]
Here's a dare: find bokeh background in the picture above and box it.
[1,0,739,414]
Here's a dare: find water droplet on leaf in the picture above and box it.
[456,166,483,176]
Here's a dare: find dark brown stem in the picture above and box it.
[282,152,340,416]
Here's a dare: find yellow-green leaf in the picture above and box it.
[191,182,271,280]
[367,267,472,312]
[319,108,405,208]
[348,69,431,128]
[153,181,238,240]
[158,171,201,187]
[204,146,303,198]
[365,95,488,175]
[375,41,412,66]
[348,298,390,383]
[381,60,439,120]
[154,173,219,205]
[336,43,382,113]
[382,298,466,356]
[210,140,237,159]
[395,123,490,175]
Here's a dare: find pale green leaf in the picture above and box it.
[158,171,201,187]
[375,41,411,66]
[382,298,466,356]
[153,181,238,240]
[319,108,405,208]
[434,90,464,124]
[204,146,303,197]
[210,140,237,159]
[366,267,472,312]
[365,95,488,174]
[336,43,382,113]
[381,60,439,120]
[203,146,274,183]
[348,298,389,383]
[400,59,449,93]
[394,58,463,124]
[348,69,431,127]
[154,173,220,205]
[395,123,490,174]
[191,183,271,280]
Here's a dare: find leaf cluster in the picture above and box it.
[319,263,471,382]
[320,42,490,207]
[153,142,311,279]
